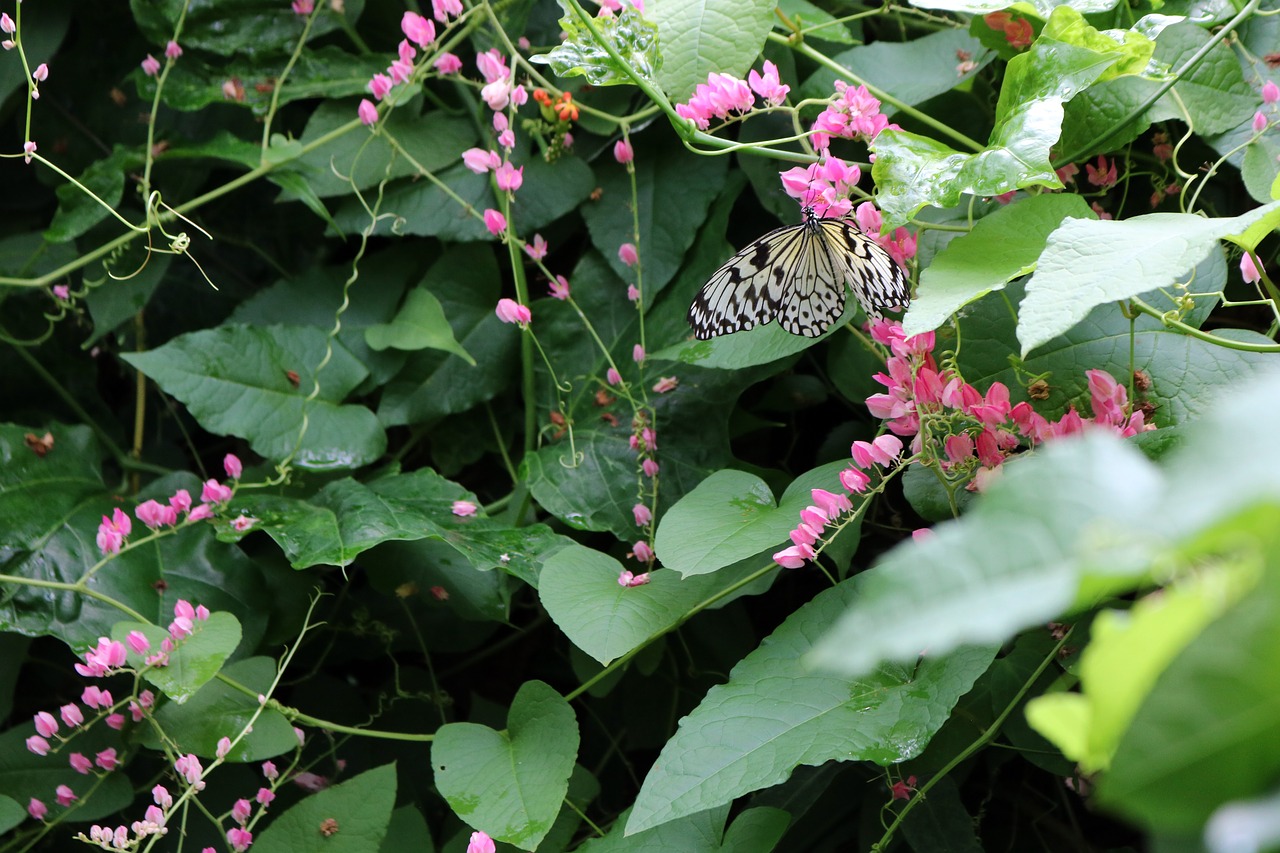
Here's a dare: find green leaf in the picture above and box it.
[112,611,241,704]
[778,0,854,44]
[0,723,133,823]
[537,544,779,665]
[432,681,578,850]
[43,146,138,244]
[1025,564,1256,773]
[253,764,396,853]
[152,657,299,761]
[365,287,475,365]
[654,461,853,577]
[625,578,996,833]
[131,0,360,57]
[873,6,1151,227]
[122,325,386,471]
[581,135,728,297]
[647,0,775,101]
[809,433,1165,677]
[0,795,23,835]
[903,193,1095,335]
[280,100,476,201]
[532,1,662,88]
[1153,22,1259,136]
[1017,201,1280,355]
[579,806,788,851]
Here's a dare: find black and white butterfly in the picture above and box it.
[688,207,910,339]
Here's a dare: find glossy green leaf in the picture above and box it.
[112,612,241,704]
[123,325,385,471]
[581,805,788,851]
[43,146,138,244]
[538,544,778,665]
[904,193,1094,335]
[533,0,661,88]
[253,764,396,853]
[626,578,997,833]
[1017,201,1280,355]
[152,657,299,761]
[365,287,475,365]
[647,0,775,101]
[131,0,361,57]
[432,681,578,850]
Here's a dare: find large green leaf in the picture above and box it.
[647,0,775,102]
[432,681,578,850]
[112,612,242,704]
[626,578,996,833]
[533,0,662,88]
[253,764,396,853]
[123,325,385,471]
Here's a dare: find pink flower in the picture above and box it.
[747,60,789,106]
[75,637,128,677]
[434,53,462,74]
[52,784,76,806]
[1262,80,1280,105]
[128,702,144,721]
[231,515,256,531]
[139,689,156,708]
[613,139,634,163]
[95,748,119,771]
[256,787,275,806]
[293,772,328,791]
[944,433,975,465]
[262,761,279,781]
[452,500,478,517]
[188,504,214,522]
[497,128,516,149]
[32,63,48,83]
[82,686,111,709]
[291,0,314,14]
[549,275,570,300]
[495,298,530,326]
[467,831,496,853]
[618,242,639,266]
[524,234,548,260]
[891,775,918,800]
[228,827,253,852]
[152,785,173,808]
[136,499,178,529]
[642,458,659,477]
[34,711,58,738]
[216,737,232,758]
[840,467,870,493]
[232,798,252,825]
[772,544,812,569]
[632,503,652,526]
[105,713,125,730]
[70,753,93,774]
[26,735,50,756]
[169,489,192,514]
[434,0,465,21]
[632,541,654,562]
[28,798,47,820]
[175,753,203,785]
[476,49,507,83]
[368,73,393,101]
[0,13,13,34]
[60,703,84,728]
[462,147,499,174]
[141,55,161,76]
[97,507,132,554]
[1241,252,1261,284]
[1085,155,1117,189]
[483,208,506,236]
[652,376,678,393]
[811,488,852,518]
[127,630,150,654]
[1253,111,1268,133]
[202,479,232,504]
[23,140,36,163]
[165,40,182,59]
[495,161,524,191]
[221,79,245,101]
[627,285,641,302]
[606,367,622,385]
[632,344,645,363]
[401,11,436,47]
[618,570,651,587]
[676,72,755,129]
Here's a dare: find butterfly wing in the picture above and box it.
[816,218,909,322]
[687,223,807,340]
[775,221,846,337]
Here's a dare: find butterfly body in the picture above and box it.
[688,208,909,339]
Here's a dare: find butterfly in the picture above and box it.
[687,207,910,339]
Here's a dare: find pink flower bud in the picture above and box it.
[28,798,47,820]
[34,711,58,738]
[368,73,393,101]
[618,243,639,266]
[632,344,645,363]
[256,787,275,806]
[95,748,119,771]
[201,479,232,504]
[216,737,232,758]
[232,798,252,825]
[632,503,652,526]
[483,208,506,236]
[613,139,633,163]
[70,753,93,774]
[467,831,497,853]
[1241,252,1261,284]
[434,53,462,74]
[56,785,77,806]
[606,367,622,386]
[141,55,161,77]
[165,40,183,59]
[494,297,530,325]
[1264,80,1280,104]
[451,500,478,517]
[223,454,242,479]
[153,785,173,808]
[642,458,659,478]
[632,541,654,562]
[1253,111,1268,133]
[60,703,84,728]
[26,735,50,756]
[228,827,253,853]
[262,761,279,781]
[358,98,378,125]
[32,63,48,82]
[105,714,125,730]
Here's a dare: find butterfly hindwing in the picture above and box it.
[688,210,909,340]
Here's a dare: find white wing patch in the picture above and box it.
[688,210,910,340]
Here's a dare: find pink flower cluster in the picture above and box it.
[810,81,895,150]
[776,157,918,262]
[97,456,241,554]
[773,436,902,569]
[357,3,465,124]
[675,61,790,129]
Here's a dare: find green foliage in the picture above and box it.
[2,0,1279,850]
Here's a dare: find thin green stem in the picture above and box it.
[1129,296,1280,352]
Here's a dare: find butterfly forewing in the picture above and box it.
[687,210,909,340]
